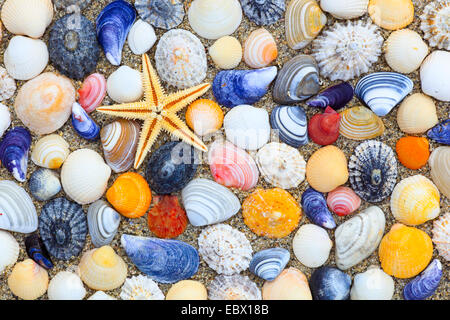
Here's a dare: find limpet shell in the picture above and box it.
[339,106,385,140]
[243,28,278,69]
[292,224,333,268]
[429,147,450,199]
[262,267,312,300]
[31,134,70,169]
[208,36,242,70]
[241,0,285,26]
[0,231,19,273]
[7,259,49,300]
[368,0,414,30]
[135,0,185,30]
[350,266,394,300]
[48,271,86,300]
[120,275,164,300]
[208,275,261,300]
[432,212,450,261]
[420,0,450,50]
[397,93,438,134]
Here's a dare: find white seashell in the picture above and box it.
[106,66,143,104]
[420,50,450,102]
[429,147,450,200]
[4,36,49,81]
[0,67,16,101]
[320,0,369,19]
[350,265,395,300]
[0,180,38,233]
[120,275,165,300]
[61,149,111,205]
[208,274,262,300]
[31,134,70,169]
[224,104,270,150]
[48,271,86,300]
[420,0,450,50]
[88,200,121,248]
[335,206,386,270]
[87,291,117,300]
[0,230,20,273]
[181,178,241,227]
[292,224,333,268]
[432,212,449,261]
[188,0,243,40]
[0,103,11,138]
[127,19,157,55]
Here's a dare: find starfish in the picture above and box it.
[97,54,210,169]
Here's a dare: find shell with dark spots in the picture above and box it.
[28,168,61,201]
[241,0,285,26]
[25,233,53,270]
[135,0,185,30]
[310,266,352,300]
[0,127,31,182]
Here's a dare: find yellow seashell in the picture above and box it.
[186,99,224,136]
[379,224,433,279]
[208,36,242,69]
[7,259,49,300]
[390,175,440,226]
[368,0,414,31]
[306,145,349,193]
[244,28,278,69]
[397,93,438,134]
[262,267,312,300]
[31,134,70,169]
[339,106,385,140]
[166,280,208,300]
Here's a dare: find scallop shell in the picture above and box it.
[249,248,290,281]
[420,0,450,50]
[120,275,164,300]
[87,291,117,300]
[429,147,450,199]
[326,186,361,217]
[208,275,261,300]
[48,271,86,300]
[420,50,450,102]
[397,93,438,134]
[186,99,224,136]
[166,280,207,300]
[0,127,31,182]
[241,0,285,26]
[432,212,449,261]
[0,103,11,138]
[208,36,243,69]
[31,135,70,170]
[368,0,414,30]
[310,266,352,300]
[301,188,336,229]
[24,233,53,270]
[7,259,49,300]
[0,67,16,102]
[350,265,394,300]
[135,0,185,30]
[0,231,19,273]
[244,28,278,68]
[181,178,240,227]
[78,73,107,114]
[335,206,386,270]
[396,136,430,170]
[312,21,383,81]
[339,106,385,140]
[106,66,143,103]
[320,0,369,19]
[188,0,243,40]
[270,105,308,147]
[428,119,450,145]
[403,259,443,300]
[127,19,156,55]
[88,200,121,247]
[198,224,252,275]
[28,168,61,202]
[293,224,333,268]
[262,267,312,300]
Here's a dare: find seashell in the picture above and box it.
[208,140,259,191]
[335,206,386,270]
[0,127,31,182]
[339,106,385,140]
[4,36,49,81]
[71,103,100,140]
[49,13,100,80]
[272,55,320,104]
[348,140,397,203]
[241,0,285,25]
[379,224,433,279]
[397,93,438,134]
[256,142,306,189]
[308,106,340,145]
[301,188,336,229]
[48,271,86,300]
[306,82,354,110]
[429,147,450,199]
[212,67,277,107]
[127,19,156,55]
[243,188,301,238]
[249,248,290,281]
[396,136,430,170]
[188,0,243,40]
[181,178,240,227]
[420,0,450,50]
[145,141,199,194]
[0,68,16,102]
[368,0,414,30]
[270,105,308,147]
[293,224,333,268]
[106,66,143,103]
[306,145,349,193]
[186,99,224,136]
[320,0,369,19]
[120,275,164,300]
[243,28,278,68]
[78,73,106,114]
[96,0,136,66]
[39,197,87,260]
[1,0,53,38]
[208,275,261,300]
[100,119,140,173]
[432,212,450,261]
[61,149,111,205]
[135,0,185,30]
[198,224,252,275]
[14,72,76,135]
[88,200,121,247]
[0,180,38,234]
[403,259,443,300]
[326,186,361,217]
[0,104,11,138]
[428,120,450,145]
[223,104,271,150]
[28,168,61,202]
[262,267,312,300]
[166,280,207,300]
[384,29,429,74]
[312,21,383,81]
[285,0,327,50]
[24,233,53,270]
[88,291,117,300]
[7,259,48,300]
[208,36,242,70]
[31,134,70,169]
[0,231,19,273]
[390,175,440,226]
[155,29,207,89]
[350,265,394,300]
[420,50,450,102]
[106,172,152,219]
[121,234,199,283]
[147,195,187,239]
[310,266,352,300]
[79,246,127,290]
[54,0,92,10]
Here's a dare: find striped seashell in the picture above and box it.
[7,259,49,300]
[244,28,278,68]
[87,200,121,248]
[339,106,385,140]
[78,73,107,114]
[326,186,361,217]
[420,0,450,50]
[270,105,308,147]
[120,275,164,300]
[0,231,20,273]
[208,275,261,300]
[249,248,290,281]
[432,212,449,261]
[320,0,369,19]
[429,147,450,199]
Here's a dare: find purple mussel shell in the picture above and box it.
[403,259,443,300]
[427,119,449,145]
[307,82,354,110]
[301,187,336,229]
[71,102,100,140]
[0,127,31,182]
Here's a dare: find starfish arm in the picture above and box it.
[97,102,150,121]
[134,116,163,169]
[161,113,208,152]
[142,54,165,106]
[163,83,211,114]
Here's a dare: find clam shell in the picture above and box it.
[106,66,143,103]
[368,0,414,30]
[208,275,261,300]
[432,212,449,261]
[428,120,450,145]
[78,73,107,114]
[24,233,53,270]
[339,106,385,140]
[127,19,156,55]
[249,248,290,281]
[310,266,352,300]
[88,200,121,247]
[429,147,450,199]
[0,231,19,273]
[28,168,61,202]
[335,206,386,270]
[0,127,31,182]
[306,82,354,110]
[320,0,369,19]
[420,50,450,102]
[31,134,70,169]
[270,105,308,147]
[0,68,16,102]
[326,186,361,217]
[293,224,333,268]
[420,0,450,50]
[120,275,164,300]
[88,291,117,300]
[48,271,86,300]
[403,259,443,300]
[186,99,224,136]
[135,0,185,30]
[71,103,100,140]
[166,280,207,300]
[7,259,49,300]
[0,103,11,138]
[244,28,278,68]
[208,36,242,70]
[397,93,438,134]
[262,267,312,300]
[301,188,336,229]
[241,0,285,26]
[350,266,394,300]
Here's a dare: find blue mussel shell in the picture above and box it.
[301,188,336,229]
[0,127,31,182]
[307,82,354,110]
[71,102,100,140]
[427,119,449,145]
[403,259,442,300]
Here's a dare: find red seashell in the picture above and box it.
[78,73,106,113]
[308,106,340,145]
[147,195,188,239]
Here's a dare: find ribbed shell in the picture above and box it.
[320,0,369,19]
[7,259,49,300]
[135,0,185,30]
[326,186,361,216]
[397,93,438,134]
[429,147,450,201]
[339,106,385,140]
[208,36,243,69]
[208,275,261,300]
[0,231,19,273]
[31,134,70,169]
[249,248,290,281]
[120,275,164,300]
[432,212,450,261]
[87,200,121,247]
[241,0,285,26]
[244,28,278,68]
[368,0,414,31]
[420,0,450,50]
[292,224,333,268]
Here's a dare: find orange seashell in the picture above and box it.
[368,0,414,31]
[244,28,278,69]
[395,136,430,170]
[147,195,188,239]
[242,188,301,238]
[186,99,224,136]
[106,172,152,219]
[379,223,433,279]
[262,267,312,300]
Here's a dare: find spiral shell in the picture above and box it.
[120,275,164,300]
[244,28,277,68]
[31,134,70,169]
[293,224,332,268]
[262,268,312,300]
[208,36,243,69]
[208,275,261,300]
[339,106,385,140]
[48,271,86,300]
[397,93,438,134]
[326,186,361,217]
[0,231,19,273]
[432,212,450,261]
[7,259,49,300]
[429,147,450,199]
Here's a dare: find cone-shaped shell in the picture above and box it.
[249,248,290,281]
[244,28,277,68]
[208,36,242,69]
[166,280,207,300]
[339,106,385,140]
[397,93,438,134]
[208,274,261,300]
[31,134,70,169]
[403,259,443,300]
[262,267,312,300]
[48,271,86,300]
[326,186,361,217]
[368,0,414,30]
[432,212,449,261]
[0,231,19,273]
[320,0,369,19]
[429,147,450,199]
[7,259,49,300]
[293,224,333,268]
[350,265,394,300]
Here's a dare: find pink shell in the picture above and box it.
[78,73,106,113]
[208,140,259,191]
[326,186,361,216]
